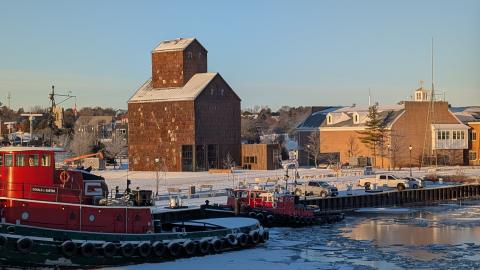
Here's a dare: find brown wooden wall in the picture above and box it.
[241,144,280,170]
[195,74,241,168]
[391,101,463,166]
[151,40,207,89]
[128,101,195,171]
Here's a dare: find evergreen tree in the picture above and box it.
[357,105,389,167]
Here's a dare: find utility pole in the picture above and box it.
[7,92,11,109]
[21,113,43,145]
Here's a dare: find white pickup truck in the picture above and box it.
[358,174,419,191]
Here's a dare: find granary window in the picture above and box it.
[210,88,215,95]
[220,89,225,96]
[187,51,193,59]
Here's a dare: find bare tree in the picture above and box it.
[304,130,321,167]
[347,136,359,158]
[223,152,235,169]
[68,132,96,156]
[104,136,127,168]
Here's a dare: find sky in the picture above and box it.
[0,0,479,111]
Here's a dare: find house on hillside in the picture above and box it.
[128,38,241,172]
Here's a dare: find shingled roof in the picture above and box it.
[297,105,404,130]
[451,106,480,123]
[152,37,207,52]
[128,73,218,103]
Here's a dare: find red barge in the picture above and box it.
[0,147,267,268]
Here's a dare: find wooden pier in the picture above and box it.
[303,184,480,212]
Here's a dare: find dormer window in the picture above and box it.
[353,113,359,124]
[327,114,333,125]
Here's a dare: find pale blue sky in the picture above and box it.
[0,0,479,110]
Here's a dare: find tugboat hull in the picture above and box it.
[0,218,267,268]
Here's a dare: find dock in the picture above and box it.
[303,184,480,213]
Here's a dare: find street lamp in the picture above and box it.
[408,145,413,177]
[387,144,391,171]
[154,158,160,196]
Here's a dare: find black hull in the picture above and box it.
[0,219,267,268]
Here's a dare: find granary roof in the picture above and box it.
[128,72,218,103]
[152,37,207,52]
[450,106,480,123]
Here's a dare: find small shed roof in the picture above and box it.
[128,73,218,103]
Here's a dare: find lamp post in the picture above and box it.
[154,158,160,196]
[387,144,391,171]
[408,145,413,177]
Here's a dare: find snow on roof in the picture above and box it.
[152,37,197,52]
[335,104,404,113]
[128,73,218,103]
[0,146,65,152]
[451,106,480,123]
[431,123,469,129]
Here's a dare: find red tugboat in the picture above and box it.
[218,187,344,227]
[0,147,268,268]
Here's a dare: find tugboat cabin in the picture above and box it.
[0,147,152,233]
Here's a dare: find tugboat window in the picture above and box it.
[89,214,95,222]
[41,154,51,166]
[16,154,25,167]
[28,155,39,166]
[4,154,13,167]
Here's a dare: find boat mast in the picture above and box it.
[421,38,437,167]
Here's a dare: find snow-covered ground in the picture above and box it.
[97,166,480,207]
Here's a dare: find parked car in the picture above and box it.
[404,177,423,188]
[295,181,338,197]
[358,174,412,191]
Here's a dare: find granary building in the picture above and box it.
[297,86,469,168]
[128,38,241,171]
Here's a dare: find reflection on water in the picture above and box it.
[342,204,480,246]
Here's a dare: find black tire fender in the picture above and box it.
[152,241,166,257]
[60,240,76,257]
[101,242,117,258]
[120,242,135,257]
[80,242,95,257]
[137,242,152,258]
[167,241,182,257]
[16,237,33,253]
